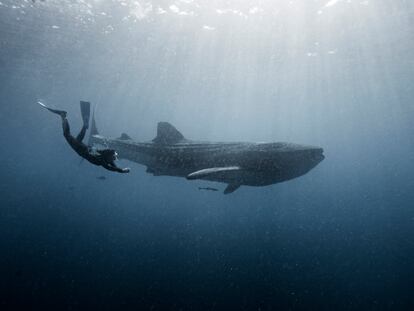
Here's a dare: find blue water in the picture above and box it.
[1,1,413,309]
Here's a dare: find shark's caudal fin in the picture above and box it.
[87,104,99,146]
[152,122,185,144]
[90,104,99,136]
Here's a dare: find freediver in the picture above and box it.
[38,101,130,173]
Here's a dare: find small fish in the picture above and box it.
[198,187,219,192]
[97,176,106,180]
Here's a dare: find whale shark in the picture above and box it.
[89,117,324,194]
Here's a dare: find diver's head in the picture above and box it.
[100,149,117,163]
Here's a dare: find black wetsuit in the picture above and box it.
[39,101,129,173]
[61,117,128,173]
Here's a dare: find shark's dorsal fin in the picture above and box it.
[152,122,185,144]
[118,133,132,140]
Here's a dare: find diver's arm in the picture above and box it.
[102,163,130,173]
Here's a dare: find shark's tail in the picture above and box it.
[87,103,99,146]
[90,104,99,136]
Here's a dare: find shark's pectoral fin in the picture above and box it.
[224,183,241,194]
[187,166,243,194]
[187,166,241,180]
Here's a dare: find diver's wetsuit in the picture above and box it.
[39,101,129,173]
[62,117,128,173]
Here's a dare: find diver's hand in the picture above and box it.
[122,168,130,173]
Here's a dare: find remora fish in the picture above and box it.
[198,187,219,192]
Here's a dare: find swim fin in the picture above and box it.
[37,101,67,118]
[80,101,90,129]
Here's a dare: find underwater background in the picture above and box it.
[0,0,413,309]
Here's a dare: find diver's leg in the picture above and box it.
[37,102,67,118]
[76,125,87,142]
[62,117,71,138]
